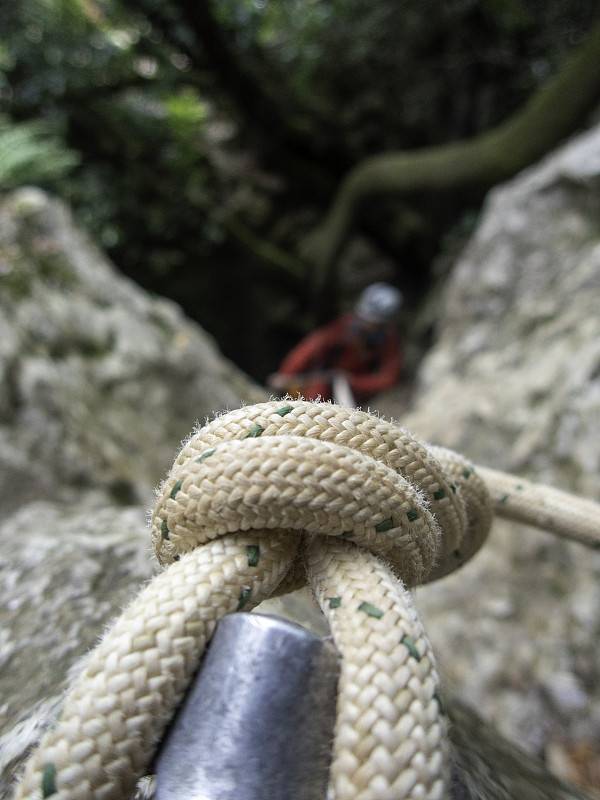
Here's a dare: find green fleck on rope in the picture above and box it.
[375,517,393,533]
[329,597,342,609]
[499,494,510,505]
[401,635,421,661]
[406,508,419,522]
[197,449,215,463]
[462,468,471,479]
[242,425,265,439]
[434,690,446,715]
[247,545,259,567]
[433,488,445,501]
[161,519,169,540]
[237,587,252,610]
[170,480,183,499]
[41,764,57,798]
[516,484,524,491]
[340,530,355,539]
[276,405,294,416]
[450,484,457,494]
[359,601,383,619]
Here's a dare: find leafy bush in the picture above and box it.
[0,117,79,190]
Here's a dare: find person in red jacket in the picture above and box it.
[269,282,403,405]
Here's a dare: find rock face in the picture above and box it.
[0,188,266,796]
[0,188,265,513]
[400,124,600,792]
[402,124,600,494]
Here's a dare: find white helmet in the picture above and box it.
[355,282,403,323]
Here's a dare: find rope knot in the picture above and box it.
[152,400,492,587]
[16,400,600,800]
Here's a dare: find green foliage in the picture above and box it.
[204,0,595,155]
[0,117,79,190]
[1,0,597,378]
[165,89,210,141]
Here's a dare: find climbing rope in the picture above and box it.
[12,400,600,800]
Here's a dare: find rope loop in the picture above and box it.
[152,400,492,586]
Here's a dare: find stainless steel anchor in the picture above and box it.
[154,613,340,800]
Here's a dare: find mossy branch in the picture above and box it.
[223,214,306,278]
[303,18,600,290]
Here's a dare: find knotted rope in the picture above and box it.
[13,400,600,800]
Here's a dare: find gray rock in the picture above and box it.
[0,188,266,798]
[0,188,266,513]
[399,124,600,790]
[402,124,600,490]
[0,498,153,797]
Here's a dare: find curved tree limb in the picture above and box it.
[222,214,306,279]
[303,18,600,290]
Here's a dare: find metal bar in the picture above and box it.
[154,613,339,800]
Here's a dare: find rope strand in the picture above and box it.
[477,464,600,549]
[307,537,448,799]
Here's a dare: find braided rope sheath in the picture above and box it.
[15,531,297,800]
[307,538,447,799]
[477,465,600,549]
[16,399,600,800]
[153,401,491,581]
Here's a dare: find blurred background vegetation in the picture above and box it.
[1,0,599,381]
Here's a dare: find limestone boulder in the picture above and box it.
[0,188,265,513]
[401,123,600,492]
[397,124,600,792]
[0,188,266,797]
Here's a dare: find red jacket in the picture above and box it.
[279,313,402,403]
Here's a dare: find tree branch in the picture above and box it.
[303,17,600,290]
